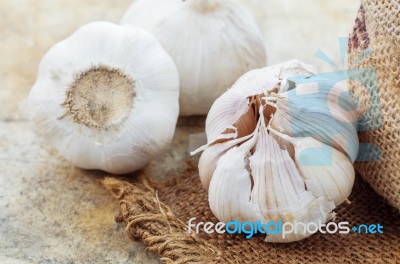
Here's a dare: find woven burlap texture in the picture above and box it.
[348,0,400,209]
[104,164,400,264]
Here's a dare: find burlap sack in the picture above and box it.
[348,0,400,209]
[104,164,400,263]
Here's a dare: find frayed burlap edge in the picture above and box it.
[103,177,221,264]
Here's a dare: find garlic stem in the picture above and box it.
[189,0,218,12]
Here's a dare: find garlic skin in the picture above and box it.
[121,0,267,116]
[28,22,179,174]
[194,60,358,242]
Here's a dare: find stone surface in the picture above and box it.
[0,0,360,263]
[0,121,162,263]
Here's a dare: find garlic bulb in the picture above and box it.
[28,21,179,174]
[121,0,267,116]
[193,60,359,242]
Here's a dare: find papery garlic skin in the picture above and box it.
[195,60,358,242]
[204,60,316,146]
[122,0,267,116]
[28,22,179,174]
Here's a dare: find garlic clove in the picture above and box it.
[208,145,257,224]
[270,129,355,206]
[196,108,262,189]
[265,194,335,243]
[198,133,253,189]
[297,141,355,207]
[208,129,261,223]
[28,22,179,174]
[249,121,335,242]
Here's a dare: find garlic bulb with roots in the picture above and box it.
[28,22,179,174]
[121,0,267,116]
[192,60,359,242]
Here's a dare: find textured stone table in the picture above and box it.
[0,0,359,263]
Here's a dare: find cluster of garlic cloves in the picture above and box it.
[28,22,179,174]
[193,60,359,242]
[122,0,267,116]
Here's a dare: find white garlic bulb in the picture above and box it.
[193,60,359,242]
[121,0,267,116]
[28,21,179,174]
